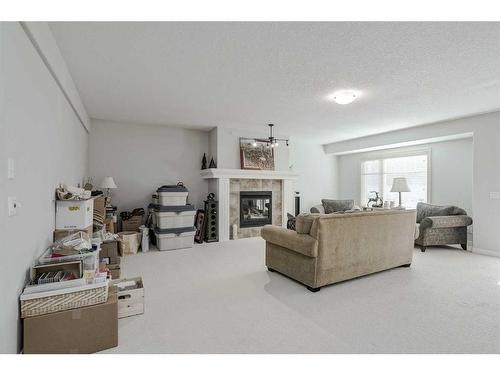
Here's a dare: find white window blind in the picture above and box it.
[361,153,429,208]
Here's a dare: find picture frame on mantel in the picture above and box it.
[239,138,275,170]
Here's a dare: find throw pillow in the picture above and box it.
[295,213,318,234]
[286,213,296,231]
[321,199,355,214]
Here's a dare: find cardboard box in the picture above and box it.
[100,240,121,264]
[121,215,143,232]
[56,198,94,230]
[23,293,118,354]
[108,264,121,279]
[53,225,93,242]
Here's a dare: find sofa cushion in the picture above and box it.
[261,225,318,258]
[416,202,467,223]
[295,213,320,234]
[321,199,354,214]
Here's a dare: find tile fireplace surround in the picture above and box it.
[200,168,299,241]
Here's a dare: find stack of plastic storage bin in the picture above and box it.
[152,184,197,251]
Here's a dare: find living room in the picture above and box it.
[2,1,500,372]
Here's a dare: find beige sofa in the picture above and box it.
[261,209,417,292]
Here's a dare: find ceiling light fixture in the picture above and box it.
[331,90,358,105]
[243,124,289,148]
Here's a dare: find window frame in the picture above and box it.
[359,148,432,207]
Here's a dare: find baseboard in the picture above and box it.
[472,247,500,258]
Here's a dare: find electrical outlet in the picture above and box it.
[489,192,500,200]
[8,196,18,216]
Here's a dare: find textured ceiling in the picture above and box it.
[49,22,500,143]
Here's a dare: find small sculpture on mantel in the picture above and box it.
[201,153,207,170]
[209,157,217,169]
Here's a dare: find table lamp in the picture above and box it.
[100,176,117,198]
[390,177,410,209]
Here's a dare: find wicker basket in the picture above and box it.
[20,282,108,318]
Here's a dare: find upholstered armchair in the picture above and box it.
[415,203,473,252]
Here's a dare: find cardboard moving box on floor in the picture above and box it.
[100,240,121,263]
[23,293,118,354]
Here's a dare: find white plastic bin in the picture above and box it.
[155,227,196,251]
[152,204,196,229]
[157,184,189,206]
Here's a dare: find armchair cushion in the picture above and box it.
[420,215,473,230]
[261,225,318,258]
[416,202,467,223]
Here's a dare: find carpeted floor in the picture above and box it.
[103,237,500,353]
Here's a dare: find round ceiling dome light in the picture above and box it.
[331,90,358,105]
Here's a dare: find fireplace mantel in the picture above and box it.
[200,168,298,180]
[200,168,298,241]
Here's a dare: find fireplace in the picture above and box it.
[240,191,272,228]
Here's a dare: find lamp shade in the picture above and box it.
[99,176,117,189]
[390,177,410,193]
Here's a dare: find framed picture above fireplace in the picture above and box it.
[239,138,275,170]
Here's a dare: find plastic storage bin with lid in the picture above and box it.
[156,183,188,206]
[151,204,196,229]
[154,226,196,251]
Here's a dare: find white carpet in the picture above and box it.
[103,237,500,353]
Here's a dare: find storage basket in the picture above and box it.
[118,231,141,255]
[110,277,145,319]
[20,281,108,318]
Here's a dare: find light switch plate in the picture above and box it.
[490,192,500,200]
[7,158,15,179]
[8,196,18,216]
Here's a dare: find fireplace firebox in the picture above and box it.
[240,191,272,228]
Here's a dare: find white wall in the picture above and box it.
[208,127,217,166]
[337,138,473,214]
[89,120,209,212]
[325,111,500,256]
[289,140,338,213]
[0,22,89,353]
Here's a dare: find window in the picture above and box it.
[361,152,429,208]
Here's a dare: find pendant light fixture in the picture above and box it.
[245,124,289,148]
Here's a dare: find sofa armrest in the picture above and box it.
[261,225,318,258]
[420,215,473,230]
[310,205,325,214]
